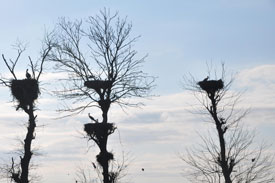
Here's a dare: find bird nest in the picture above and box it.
[96,151,114,166]
[11,79,40,109]
[84,123,116,140]
[84,80,112,90]
[198,79,224,94]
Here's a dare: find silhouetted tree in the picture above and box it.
[75,152,129,183]
[0,40,52,183]
[47,9,154,183]
[182,65,275,183]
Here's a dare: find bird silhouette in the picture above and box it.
[92,162,97,169]
[203,76,209,82]
[26,69,31,79]
[88,113,98,123]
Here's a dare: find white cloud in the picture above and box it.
[237,64,275,89]
[235,65,275,130]
[39,72,68,81]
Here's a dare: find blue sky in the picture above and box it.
[0,1,275,183]
[1,0,275,94]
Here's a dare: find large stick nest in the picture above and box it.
[84,80,112,90]
[96,151,114,166]
[198,79,224,94]
[11,79,40,109]
[84,123,116,141]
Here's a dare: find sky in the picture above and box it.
[0,0,275,183]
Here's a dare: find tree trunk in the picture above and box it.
[209,96,232,183]
[99,98,111,124]
[97,133,110,183]
[20,105,36,183]
[102,152,110,183]
[99,98,111,183]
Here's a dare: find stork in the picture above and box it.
[92,162,97,169]
[88,113,98,123]
[26,69,31,79]
[203,76,209,82]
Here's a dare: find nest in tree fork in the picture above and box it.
[96,151,114,166]
[11,79,40,109]
[84,123,116,141]
[197,79,224,94]
[84,80,112,90]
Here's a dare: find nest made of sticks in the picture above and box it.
[198,79,224,94]
[11,79,40,108]
[84,80,112,90]
[84,123,116,140]
[96,151,114,166]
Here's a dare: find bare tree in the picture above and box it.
[75,152,129,183]
[181,65,275,183]
[0,40,52,183]
[47,9,154,183]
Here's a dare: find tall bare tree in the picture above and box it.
[75,152,129,183]
[0,40,52,183]
[47,9,154,183]
[182,66,274,183]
